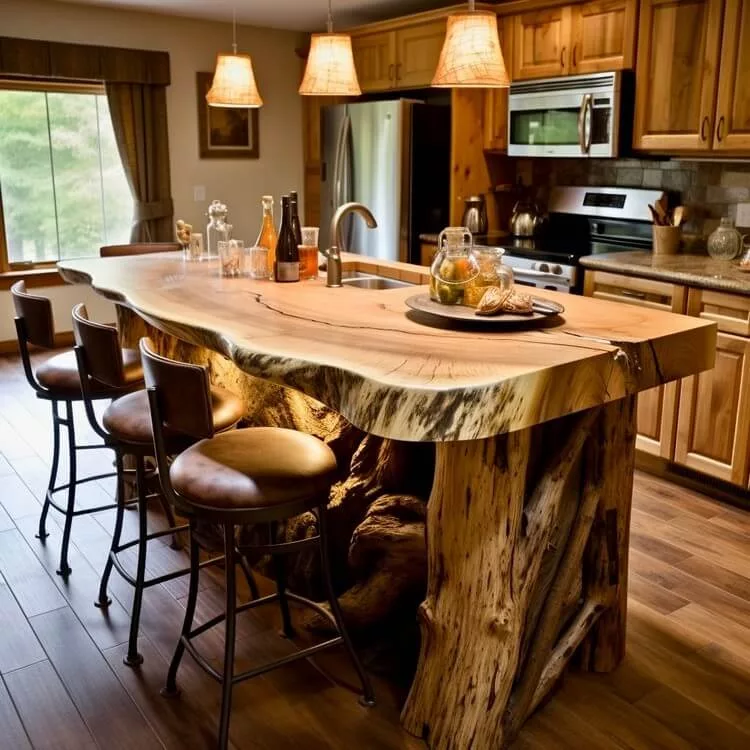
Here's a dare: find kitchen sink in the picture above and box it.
[342,275,411,290]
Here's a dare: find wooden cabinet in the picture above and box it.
[513,7,573,79]
[570,0,636,73]
[395,22,446,88]
[351,32,396,92]
[714,0,750,151]
[675,330,750,485]
[351,20,445,92]
[483,17,514,152]
[583,271,686,458]
[633,0,725,151]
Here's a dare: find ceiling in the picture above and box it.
[51,0,466,31]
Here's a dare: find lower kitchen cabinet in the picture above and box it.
[583,270,685,458]
[674,331,750,485]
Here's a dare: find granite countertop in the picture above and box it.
[419,231,510,245]
[580,251,750,296]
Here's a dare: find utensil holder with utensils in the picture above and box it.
[653,225,682,256]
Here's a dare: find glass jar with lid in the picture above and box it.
[707,217,743,260]
[429,227,481,305]
[206,200,231,259]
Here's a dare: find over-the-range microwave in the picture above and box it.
[507,70,634,158]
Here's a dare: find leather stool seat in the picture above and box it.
[169,427,337,518]
[103,386,245,446]
[36,348,143,399]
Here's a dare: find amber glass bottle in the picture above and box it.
[255,195,278,278]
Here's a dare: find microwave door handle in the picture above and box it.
[583,95,593,153]
[577,94,592,153]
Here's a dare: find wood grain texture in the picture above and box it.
[58,252,715,442]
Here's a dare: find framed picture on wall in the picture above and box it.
[196,72,260,159]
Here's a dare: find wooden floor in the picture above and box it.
[1,351,750,750]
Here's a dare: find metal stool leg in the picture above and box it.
[218,523,238,750]
[162,519,200,698]
[318,506,375,707]
[124,454,148,667]
[238,553,260,600]
[273,553,296,639]
[56,401,77,577]
[37,399,62,542]
[95,451,126,609]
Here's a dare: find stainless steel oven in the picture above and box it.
[507,71,633,158]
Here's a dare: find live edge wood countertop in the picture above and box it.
[58,251,714,443]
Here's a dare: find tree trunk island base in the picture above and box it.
[120,307,637,750]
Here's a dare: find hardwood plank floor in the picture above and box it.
[1,351,750,749]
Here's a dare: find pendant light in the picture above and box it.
[432,0,510,88]
[299,0,362,96]
[207,9,263,108]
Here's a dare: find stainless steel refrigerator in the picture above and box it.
[320,99,450,264]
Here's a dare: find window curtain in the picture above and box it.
[106,82,174,243]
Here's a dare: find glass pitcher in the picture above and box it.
[429,227,480,305]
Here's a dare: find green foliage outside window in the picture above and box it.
[0,88,133,265]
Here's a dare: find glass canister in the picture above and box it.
[429,227,480,305]
[464,247,515,307]
[206,200,231,259]
[707,217,743,260]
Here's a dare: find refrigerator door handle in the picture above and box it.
[343,114,355,251]
[332,112,348,215]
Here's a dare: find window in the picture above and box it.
[0,81,133,270]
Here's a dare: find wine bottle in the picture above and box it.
[274,196,300,283]
[255,195,278,278]
[289,191,303,247]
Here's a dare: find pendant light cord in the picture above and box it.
[232,7,238,54]
[327,0,334,33]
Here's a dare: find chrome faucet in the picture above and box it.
[323,202,378,288]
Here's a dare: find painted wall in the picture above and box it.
[0,0,305,340]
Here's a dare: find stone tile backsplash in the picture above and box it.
[518,158,750,251]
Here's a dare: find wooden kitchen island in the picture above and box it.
[59,252,715,750]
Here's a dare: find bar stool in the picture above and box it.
[10,281,142,577]
[139,338,375,749]
[71,305,247,666]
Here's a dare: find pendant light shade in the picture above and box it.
[207,10,263,108]
[432,3,510,88]
[299,0,362,96]
[207,53,263,107]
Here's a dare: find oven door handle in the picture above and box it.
[578,94,593,154]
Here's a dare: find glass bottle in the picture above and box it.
[429,227,480,305]
[289,191,303,247]
[707,217,743,260]
[274,196,300,283]
[255,195,278,278]
[206,200,230,260]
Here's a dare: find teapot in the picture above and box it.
[510,200,543,238]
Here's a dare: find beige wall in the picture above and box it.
[0,0,305,340]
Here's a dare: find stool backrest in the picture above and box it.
[10,281,55,349]
[100,243,181,258]
[71,304,126,388]
[139,337,214,440]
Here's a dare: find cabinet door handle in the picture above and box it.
[717,115,726,142]
[700,116,709,142]
[388,63,394,82]
[572,44,578,68]
[560,46,566,68]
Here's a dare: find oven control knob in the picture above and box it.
[536,262,550,273]
[551,264,563,275]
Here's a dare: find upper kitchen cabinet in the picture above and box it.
[350,19,446,92]
[394,21,446,89]
[351,32,396,92]
[633,0,724,151]
[513,7,573,79]
[569,0,637,73]
[714,0,750,151]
